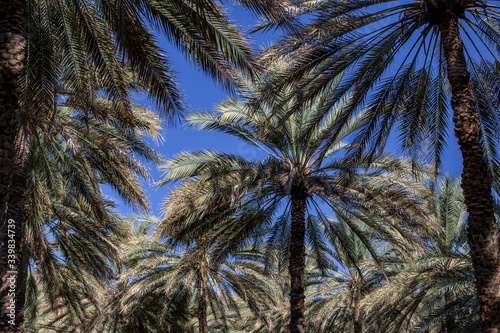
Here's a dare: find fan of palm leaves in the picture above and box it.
[158,73,435,332]
[21,90,164,330]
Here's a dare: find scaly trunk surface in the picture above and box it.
[197,271,208,333]
[1,130,31,333]
[289,190,306,333]
[353,283,362,333]
[439,12,500,333]
[0,0,26,331]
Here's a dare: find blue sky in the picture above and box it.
[110,4,464,218]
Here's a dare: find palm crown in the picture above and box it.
[160,75,431,332]
[110,215,276,333]
[21,91,164,329]
[360,177,477,332]
[259,1,500,329]
[262,0,499,170]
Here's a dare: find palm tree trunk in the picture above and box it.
[289,191,307,333]
[439,13,500,332]
[353,284,362,333]
[0,1,26,331]
[1,129,31,333]
[0,0,25,213]
[197,271,208,333]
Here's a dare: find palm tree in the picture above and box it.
[260,2,500,329]
[0,0,282,326]
[86,217,194,333]
[359,177,478,332]
[7,94,163,331]
[306,221,390,333]
[159,75,431,333]
[109,214,275,333]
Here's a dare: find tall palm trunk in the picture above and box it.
[196,270,208,333]
[353,283,362,333]
[1,129,31,333]
[0,0,26,331]
[443,291,455,333]
[0,0,25,213]
[289,189,307,333]
[439,13,500,332]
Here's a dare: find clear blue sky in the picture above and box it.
[110,4,464,218]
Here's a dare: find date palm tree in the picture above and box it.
[260,2,500,329]
[108,214,276,333]
[0,0,282,326]
[360,177,477,332]
[86,217,194,333]
[159,76,432,333]
[306,220,390,333]
[7,94,163,331]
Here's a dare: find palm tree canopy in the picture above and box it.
[23,0,278,126]
[108,215,277,333]
[359,177,478,332]
[257,1,500,330]
[159,74,433,276]
[260,0,500,173]
[21,85,165,329]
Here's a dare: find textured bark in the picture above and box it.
[439,13,500,333]
[444,291,456,333]
[0,0,26,331]
[289,190,307,333]
[0,130,31,333]
[197,271,208,333]
[353,283,362,333]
